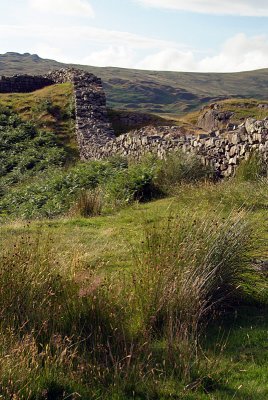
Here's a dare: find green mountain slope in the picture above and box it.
[0,52,268,116]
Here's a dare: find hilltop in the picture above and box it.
[0,52,268,116]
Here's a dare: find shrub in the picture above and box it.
[0,162,115,219]
[105,158,159,205]
[0,108,67,187]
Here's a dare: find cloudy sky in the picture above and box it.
[0,0,268,72]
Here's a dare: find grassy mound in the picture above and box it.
[0,82,77,158]
[181,98,268,125]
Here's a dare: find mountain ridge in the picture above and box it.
[0,52,267,116]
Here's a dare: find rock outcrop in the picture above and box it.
[197,103,234,131]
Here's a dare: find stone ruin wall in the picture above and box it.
[45,69,115,159]
[96,119,268,177]
[0,74,54,93]
[0,68,115,159]
[0,68,267,177]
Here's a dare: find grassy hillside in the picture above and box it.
[1,52,268,116]
[0,82,77,158]
[181,98,268,125]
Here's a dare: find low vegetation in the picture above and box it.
[1,169,267,399]
[0,83,77,158]
[0,105,212,219]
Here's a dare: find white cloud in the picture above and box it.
[137,0,268,16]
[0,24,267,72]
[135,33,268,72]
[0,24,175,50]
[199,33,268,72]
[81,46,135,68]
[27,43,66,61]
[29,0,95,17]
[136,49,195,71]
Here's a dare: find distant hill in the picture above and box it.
[0,52,268,116]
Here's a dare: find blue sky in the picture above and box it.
[0,0,268,72]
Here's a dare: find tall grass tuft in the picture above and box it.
[70,188,103,217]
[154,151,214,194]
[0,230,133,397]
[0,231,91,340]
[132,211,252,378]
[235,152,268,182]
[0,210,257,396]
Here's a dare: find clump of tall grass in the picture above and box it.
[131,210,252,377]
[70,188,103,217]
[0,230,137,396]
[0,331,87,399]
[154,151,214,194]
[0,232,79,335]
[235,152,268,182]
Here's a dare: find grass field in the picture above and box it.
[0,174,267,399]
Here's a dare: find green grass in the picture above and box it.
[0,66,268,398]
[0,175,267,399]
[181,98,268,125]
[0,82,77,158]
[220,98,268,122]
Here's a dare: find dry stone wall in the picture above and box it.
[97,119,268,178]
[0,67,267,177]
[45,68,115,159]
[0,75,54,93]
[0,68,115,159]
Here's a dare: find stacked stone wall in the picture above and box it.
[96,118,268,178]
[45,68,115,159]
[0,75,54,93]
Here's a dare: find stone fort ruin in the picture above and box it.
[0,68,267,177]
